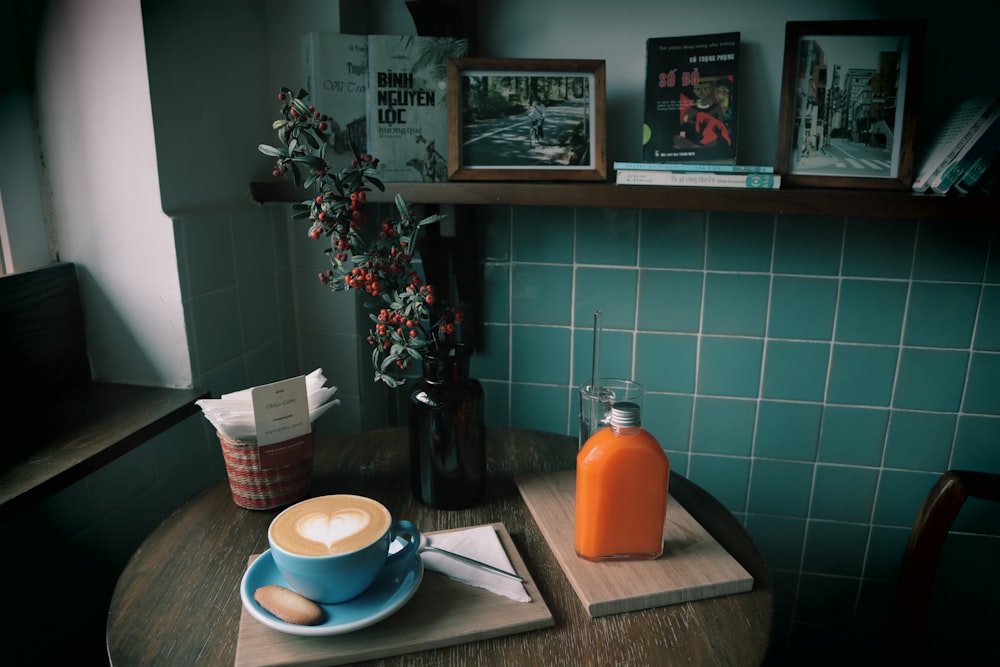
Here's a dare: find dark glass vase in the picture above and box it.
[408,343,486,509]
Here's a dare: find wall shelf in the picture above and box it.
[250,180,997,222]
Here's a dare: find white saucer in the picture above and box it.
[240,548,424,636]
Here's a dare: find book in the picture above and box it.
[365,34,468,182]
[970,158,1000,196]
[912,96,1000,193]
[616,170,780,189]
[928,103,1000,194]
[955,155,999,195]
[613,161,772,174]
[641,32,740,164]
[300,33,369,174]
[944,118,1000,194]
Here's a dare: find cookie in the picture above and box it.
[253,584,325,625]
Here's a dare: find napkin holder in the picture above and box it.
[218,430,313,510]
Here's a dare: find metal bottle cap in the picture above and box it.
[609,401,641,428]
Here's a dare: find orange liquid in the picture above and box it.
[574,425,669,561]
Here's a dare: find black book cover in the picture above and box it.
[642,32,740,163]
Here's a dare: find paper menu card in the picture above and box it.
[249,375,313,469]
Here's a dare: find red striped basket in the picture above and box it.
[217,431,312,510]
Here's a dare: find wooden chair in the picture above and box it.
[881,469,1000,666]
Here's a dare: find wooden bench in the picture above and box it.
[0,262,208,520]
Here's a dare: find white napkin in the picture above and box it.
[420,526,531,603]
[196,368,339,439]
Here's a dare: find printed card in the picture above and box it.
[251,376,314,469]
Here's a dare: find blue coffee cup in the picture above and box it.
[267,494,421,604]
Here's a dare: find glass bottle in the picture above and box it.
[574,401,670,561]
[408,343,486,509]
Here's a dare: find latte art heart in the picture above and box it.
[270,495,391,557]
[297,510,371,551]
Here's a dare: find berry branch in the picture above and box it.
[259,87,463,387]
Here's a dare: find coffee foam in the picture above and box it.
[270,495,391,557]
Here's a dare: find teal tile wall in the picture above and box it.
[472,207,1000,658]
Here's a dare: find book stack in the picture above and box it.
[912,96,1000,195]
[614,161,780,189]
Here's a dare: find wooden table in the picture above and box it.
[106,428,773,665]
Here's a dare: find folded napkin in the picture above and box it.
[420,526,531,603]
[196,368,339,439]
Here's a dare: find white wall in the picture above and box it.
[0,91,52,273]
[0,2,56,273]
[35,0,191,387]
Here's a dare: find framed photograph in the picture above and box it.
[776,20,924,190]
[447,58,606,181]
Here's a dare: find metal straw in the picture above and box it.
[591,310,602,396]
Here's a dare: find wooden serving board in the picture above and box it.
[235,523,552,667]
[516,470,753,618]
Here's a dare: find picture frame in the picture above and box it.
[775,20,924,190]
[447,58,606,181]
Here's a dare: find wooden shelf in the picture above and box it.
[0,383,209,520]
[250,180,998,222]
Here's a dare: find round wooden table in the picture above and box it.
[106,428,772,665]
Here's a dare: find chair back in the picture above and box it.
[882,469,1000,665]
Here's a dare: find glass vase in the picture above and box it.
[408,343,485,509]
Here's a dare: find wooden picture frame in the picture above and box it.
[447,58,606,181]
[775,20,924,190]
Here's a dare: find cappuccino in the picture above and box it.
[270,495,391,557]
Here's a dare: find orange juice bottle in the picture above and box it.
[575,401,669,561]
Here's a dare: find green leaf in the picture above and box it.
[418,214,444,227]
[290,162,303,188]
[394,194,410,221]
[258,144,285,157]
[292,98,311,117]
[291,211,311,220]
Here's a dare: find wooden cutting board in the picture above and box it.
[516,470,753,618]
[234,523,552,667]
